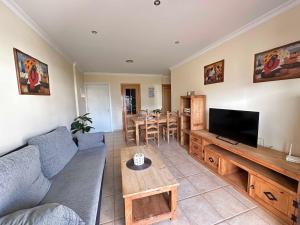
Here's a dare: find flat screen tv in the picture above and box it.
[209,108,259,148]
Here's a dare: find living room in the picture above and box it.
[0,0,300,225]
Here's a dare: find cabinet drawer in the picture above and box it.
[205,148,220,170]
[191,141,202,158]
[249,175,296,218]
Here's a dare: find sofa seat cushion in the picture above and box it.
[28,126,78,178]
[0,145,51,217]
[41,145,107,225]
[77,132,105,151]
[0,203,85,225]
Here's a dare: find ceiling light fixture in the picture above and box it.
[91,30,98,35]
[125,59,134,63]
[154,0,161,6]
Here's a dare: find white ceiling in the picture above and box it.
[11,0,290,74]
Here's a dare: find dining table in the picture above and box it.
[131,115,167,146]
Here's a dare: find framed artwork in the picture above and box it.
[253,41,300,83]
[204,60,224,85]
[148,87,155,98]
[13,48,50,95]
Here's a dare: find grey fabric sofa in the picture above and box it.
[0,127,107,225]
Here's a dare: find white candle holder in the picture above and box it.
[133,153,145,166]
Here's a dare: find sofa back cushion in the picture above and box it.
[0,145,51,217]
[28,126,78,178]
[77,132,104,151]
[0,203,85,225]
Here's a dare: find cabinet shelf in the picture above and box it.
[224,169,248,192]
[132,193,171,223]
[179,95,206,150]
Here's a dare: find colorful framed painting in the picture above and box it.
[253,41,300,83]
[204,60,224,85]
[13,48,50,95]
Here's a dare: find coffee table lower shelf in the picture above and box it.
[132,193,171,224]
[124,187,177,225]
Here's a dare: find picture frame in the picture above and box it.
[13,48,50,95]
[204,59,224,85]
[253,41,300,83]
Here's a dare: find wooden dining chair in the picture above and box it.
[124,113,136,144]
[163,111,178,143]
[144,113,160,146]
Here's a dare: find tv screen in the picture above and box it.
[209,108,259,148]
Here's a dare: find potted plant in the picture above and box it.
[71,113,94,135]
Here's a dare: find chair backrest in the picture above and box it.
[124,113,136,132]
[145,113,159,133]
[166,111,178,128]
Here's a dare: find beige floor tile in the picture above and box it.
[179,195,223,225]
[253,207,283,225]
[177,178,199,200]
[167,166,185,179]
[154,206,192,225]
[100,196,114,224]
[114,193,124,220]
[223,186,257,209]
[226,210,269,225]
[114,219,125,225]
[168,155,190,165]
[187,174,223,194]
[102,178,114,197]
[215,222,229,225]
[205,170,229,187]
[114,176,122,195]
[102,222,114,225]
[176,162,205,177]
[203,188,248,219]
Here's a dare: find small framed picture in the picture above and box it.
[204,60,224,85]
[148,87,155,98]
[13,48,50,95]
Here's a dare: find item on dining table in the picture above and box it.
[187,91,195,96]
[133,153,145,166]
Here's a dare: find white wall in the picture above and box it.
[0,2,77,155]
[171,5,300,155]
[84,73,170,130]
[74,65,86,115]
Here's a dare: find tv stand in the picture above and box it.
[189,130,300,225]
[216,135,239,145]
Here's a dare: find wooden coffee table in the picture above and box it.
[121,145,179,225]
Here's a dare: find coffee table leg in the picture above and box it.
[170,187,177,220]
[124,197,133,225]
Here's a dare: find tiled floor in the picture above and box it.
[100,131,283,225]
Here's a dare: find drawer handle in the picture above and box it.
[264,192,277,201]
[208,157,214,163]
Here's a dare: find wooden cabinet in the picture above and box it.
[180,95,206,151]
[204,146,220,171]
[190,141,202,160]
[249,175,297,224]
[188,130,300,225]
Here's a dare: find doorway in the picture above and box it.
[162,84,171,113]
[85,83,112,132]
[121,84,141,129]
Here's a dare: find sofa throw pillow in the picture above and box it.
[0,203,85,225]
[77,132,104,151]
[0,145,51,217]
[28,126,78,178]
